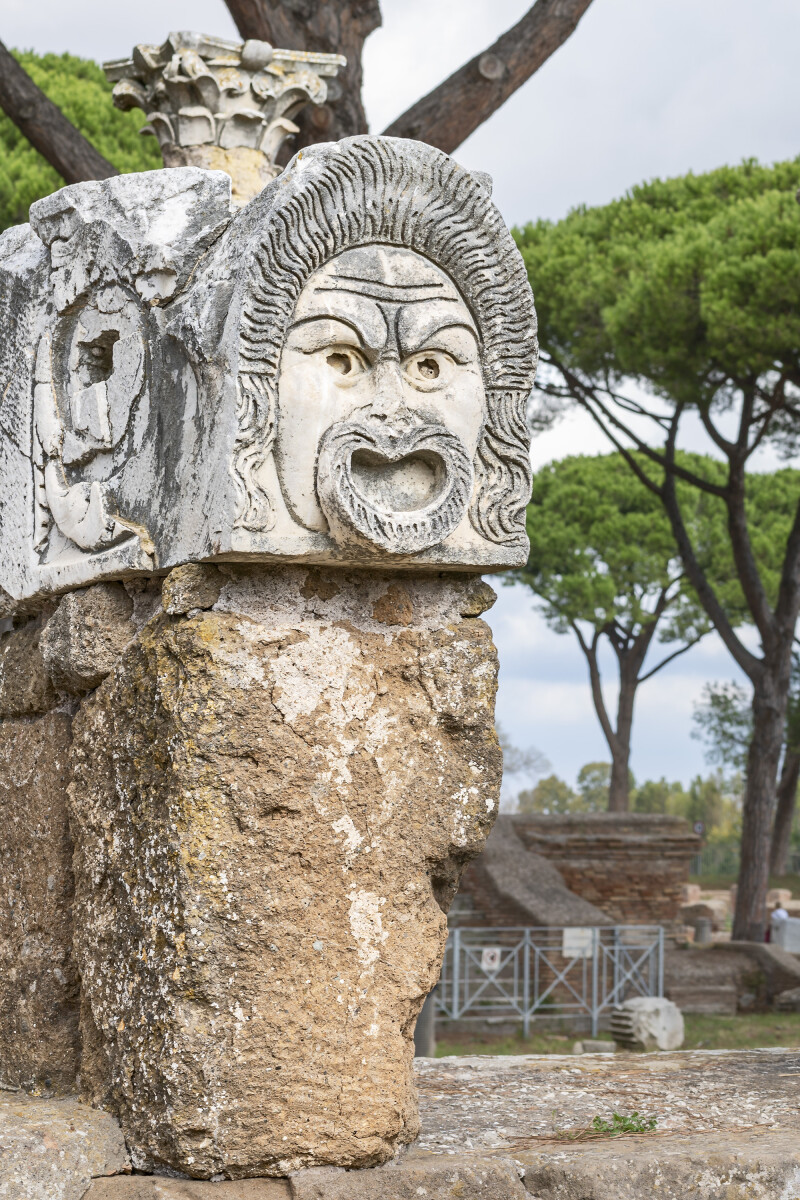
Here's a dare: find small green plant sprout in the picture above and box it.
[591,1112,658,1136]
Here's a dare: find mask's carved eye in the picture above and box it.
[404,352,452,388]
[416,357,439,380]
[326,348,366,378]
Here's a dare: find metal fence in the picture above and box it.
[436,925,664,1038]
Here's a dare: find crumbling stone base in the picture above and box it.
[0,712,79,1093]
[68,566,501,1179]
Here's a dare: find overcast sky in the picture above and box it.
[6,0,800,789]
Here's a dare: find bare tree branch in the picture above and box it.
[541,354,731,497]
[383,0,594,153]
[637,634,704,684]
[223,0,381,147]
[0,39,118,183]
[658,417,761,681]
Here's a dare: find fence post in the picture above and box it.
[452,927,461,1021]
[657,925,664,998]
[591,927,599,1038]
[523,929,530,1039]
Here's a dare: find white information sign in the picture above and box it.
[562,927,595,959]
[480,947,503,973]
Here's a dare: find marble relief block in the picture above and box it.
[0,136,538,617]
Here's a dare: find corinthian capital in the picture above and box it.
[104,31,346,206]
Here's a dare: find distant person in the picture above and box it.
[766,901,789,942]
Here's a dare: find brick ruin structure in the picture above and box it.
[453,813,701,929]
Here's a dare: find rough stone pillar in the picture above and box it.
[69,566,499,1177]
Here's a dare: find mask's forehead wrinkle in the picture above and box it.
[288,245,475,357]
[321,245,462,300]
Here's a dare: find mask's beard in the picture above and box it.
[316,418,474,554]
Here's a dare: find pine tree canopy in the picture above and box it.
[0,51,161,233]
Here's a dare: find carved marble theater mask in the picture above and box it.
[276,245,486,554]
[0,137,538,615]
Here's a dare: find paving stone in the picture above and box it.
[289,1158,526,1199]
[0,1093,128,1200]
[414,1049,800,1152]
[516,1130,800,1198]
[85,1179,289,1198]
[4,1051,800,1199]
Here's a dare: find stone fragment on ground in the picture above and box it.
[571,1039,616,1054]
[0,1092,128,1200]
[664,941,800,1013]
[610,997,684,1050]
[680,898,729,931]
[776,986,800,1011]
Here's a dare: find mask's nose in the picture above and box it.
[364,359,405,422]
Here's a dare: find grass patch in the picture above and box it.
[435,1012,800,1057]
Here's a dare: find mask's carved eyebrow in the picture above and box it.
[287,313,368,349]
[403,318,480,356]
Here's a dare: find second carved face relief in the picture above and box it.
[275,245,486,555]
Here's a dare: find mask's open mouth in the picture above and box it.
[316,419,474,554]
[349,448,446,513]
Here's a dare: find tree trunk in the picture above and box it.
[383,0,594,154]
[224,0,381,147]
[0,40,118,183]
[733,669,789,941]
[770,747,799,875]
[572,622,653,815]
[608,659,636,813]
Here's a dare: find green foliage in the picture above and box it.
[575,761,634,810]
[515,761,742,834]
[518,774,579,815]
[632,776,687,815]
[522,451,799,644]
[576,761,611,809]
[0,51,161,232]
[590,1112,657,1136]
[684,772,741,838]
[692,681,752,771]
[520,452,710,642]
[693,655,800,772]
[632,769,742,840]
[516,157,800,415]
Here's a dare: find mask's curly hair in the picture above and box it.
[235,136,538,548]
